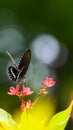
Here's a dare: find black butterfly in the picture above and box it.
[7,49,31,83]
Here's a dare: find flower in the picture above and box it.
[7,85,20,96]
[7,78,55,111]
[7,85,34,97]
[21,100,26,110]
[42,77,56,88]
[20,100,32,110]
[20,85,34,97]
[7,84,34,111]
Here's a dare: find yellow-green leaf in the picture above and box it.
[0,109,18,130]
[47,101,73,130]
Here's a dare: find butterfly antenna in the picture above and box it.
[6,51,19,70]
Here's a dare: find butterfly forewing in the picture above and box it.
[8,66,19,81]
[18,49,31,79]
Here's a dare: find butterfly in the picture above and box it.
[7,49,31,83]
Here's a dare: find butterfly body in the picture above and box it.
[7,49,31,83]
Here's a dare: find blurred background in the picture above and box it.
[0,0,73,129]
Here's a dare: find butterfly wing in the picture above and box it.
[8,66,19,81]
[18,49,31,79]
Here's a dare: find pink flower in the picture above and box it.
[20,99,32,110]
[21,100,26,110]
[7,85,20,96]
[20,85,34,96]
[42,77,56,88]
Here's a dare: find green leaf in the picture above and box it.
[47,101,73,130]
[0,109,18,130]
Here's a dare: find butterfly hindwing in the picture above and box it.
[8,66,19,81]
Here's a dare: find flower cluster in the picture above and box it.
[8,85,33,110]
[21,99,32,110]
[8,85,33,97]
[40,77,56,94]
[8,77,56,110]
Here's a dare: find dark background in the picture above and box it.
[0,0,73,129]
